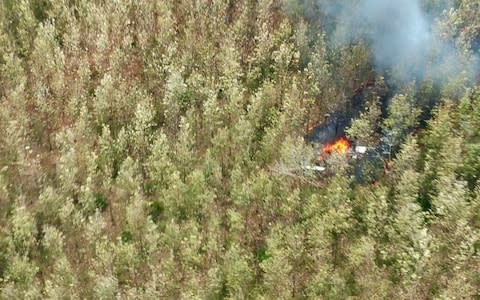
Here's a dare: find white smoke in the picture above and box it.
[319,0,479,82]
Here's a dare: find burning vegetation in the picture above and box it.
[320,137,351,158]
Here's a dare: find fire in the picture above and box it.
[321,137,351,158]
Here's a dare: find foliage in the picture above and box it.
[0,0,479,298]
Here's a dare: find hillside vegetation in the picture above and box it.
[0,0,479,299]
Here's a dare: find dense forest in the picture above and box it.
[0,0,479,298]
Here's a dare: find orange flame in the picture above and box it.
[321,137,351,158]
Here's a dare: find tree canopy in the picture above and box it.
[0,0,479,298]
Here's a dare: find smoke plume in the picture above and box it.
[320,0,478,82]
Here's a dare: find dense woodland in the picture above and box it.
[0,0,479,299]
